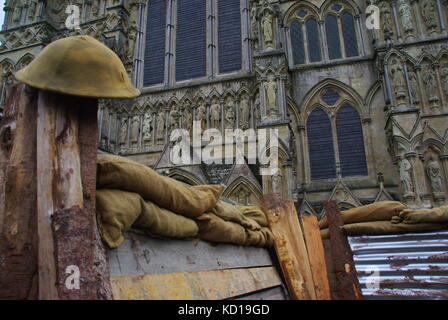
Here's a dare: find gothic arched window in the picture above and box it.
[307,107,337,180]
[143,0,166,86]
[325,15,342,60]
[290,21,305,65]
[336,104,367,177]
[341,12,359,57]
[306,88,368,180]
[306,18,322,62]
[218,0,242,74]
[176,0,207,81]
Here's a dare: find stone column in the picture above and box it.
[436,0,446,33]
[407,152,431,208]
[318,20,329,62]
[354,14,366,56]
[411,0,424,38]
[391,1,402,40]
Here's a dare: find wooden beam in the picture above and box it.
[324,200,363,300]
[262,194,316,300]
[0,84,38,299]
[300,213,331,300]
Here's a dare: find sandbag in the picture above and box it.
[245,228,274,248]
[196,213,247,245]
[97,154,223,218]
[237,205,269,227]
[392,206,448,224]
[320,220,448,239]
[213,200,261,231]
[319,201,406,229]
[96,189,199,248]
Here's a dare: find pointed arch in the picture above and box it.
[167,168,204,186]
[222,176,263,205]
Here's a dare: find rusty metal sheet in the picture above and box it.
[108,233,274,277]
[348,231,448,300]
[110,266,282,300]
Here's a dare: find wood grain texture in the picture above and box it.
[110,266,282,300]
[325,200,363,300]
[0,84,38,299]
[262,194,316,300]
[300,213,331,300]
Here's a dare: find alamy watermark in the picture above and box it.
[65,5,81,30]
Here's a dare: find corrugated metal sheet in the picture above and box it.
[348,231,448,300]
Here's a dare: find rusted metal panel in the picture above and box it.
[108,233,274,277]
[110,266,282,300]
[349,231,448,300]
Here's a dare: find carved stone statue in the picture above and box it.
[426,155,444,194]
[421,0,438,33]
[250,5,258,45]
[261,11,274,49]
[399,158,414,196]
[398,0,414,36]
[440,66,448,97]
[265,77,278,114]
[237,188,251,205]
[254,95,261,125]
[389,60,408,103]
[156,112,165,144]
[169,106,180,132]
[131,115,140,144]
[182,107,192,132]
[196,103,207,130]
[271,169,282,198]
[142,113,152,143]
[408,69,420,104]
[381,2,394,40]
[28,0,38,21]
[422,69,439,102]
[210,102,221,129]
[224,99,235,129]
[239,97,250,129]
[120,117,128,145]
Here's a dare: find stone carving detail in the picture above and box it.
[422,68,439,103]
[261,11,274,50]
[224,98,236,129]
[264,77,277,115]
[254,94,261,125]
[271,169,283,198]
[169,105,180,132]
[389,59,408,105]
[440,66,448,97]
[119,117,128,145]
[239,97,250,129]
[236,187,251,205]
[156,112,165,145]
[398,0,414,38]
[421,0,438,34]
[380,2,395,40]
[182,107,192,132]
[399,158,414,196]
[210,102,221,129]
[130,115,140,144]
[142,113,152,144]
[408,69,420,104]
[196,103,207,130]
[426,155,444,195]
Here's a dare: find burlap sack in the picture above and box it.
[245,228,274,248]
[237,206,269,227]
[319,201,406,229]
[392,206,448,224]
[320,220,448,239]
[213,200,261,231]
[196,213,247,245]
[96,189,199,248]
[97,154,223,218]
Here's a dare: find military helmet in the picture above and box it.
[15,35,140,99]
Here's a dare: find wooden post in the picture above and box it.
[36,90,113,300]
[262,194,316,300]
[324,200,363,300]
[0,84,38,299]
[299,213,331,300]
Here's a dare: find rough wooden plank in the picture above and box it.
[233,286,288,300]
[325,200,363,300]
[300,213,331,300]
[0,84,38,299]
[262,195,316,300]
[110,266,282,300]
[108,232,274,277]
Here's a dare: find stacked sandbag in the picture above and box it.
[320,201,448,238]
[97,154,224,218]
[96,154,273,249]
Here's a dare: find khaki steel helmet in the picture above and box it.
[15,35,140,99]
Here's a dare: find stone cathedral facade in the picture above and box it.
[1,0,448,216]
